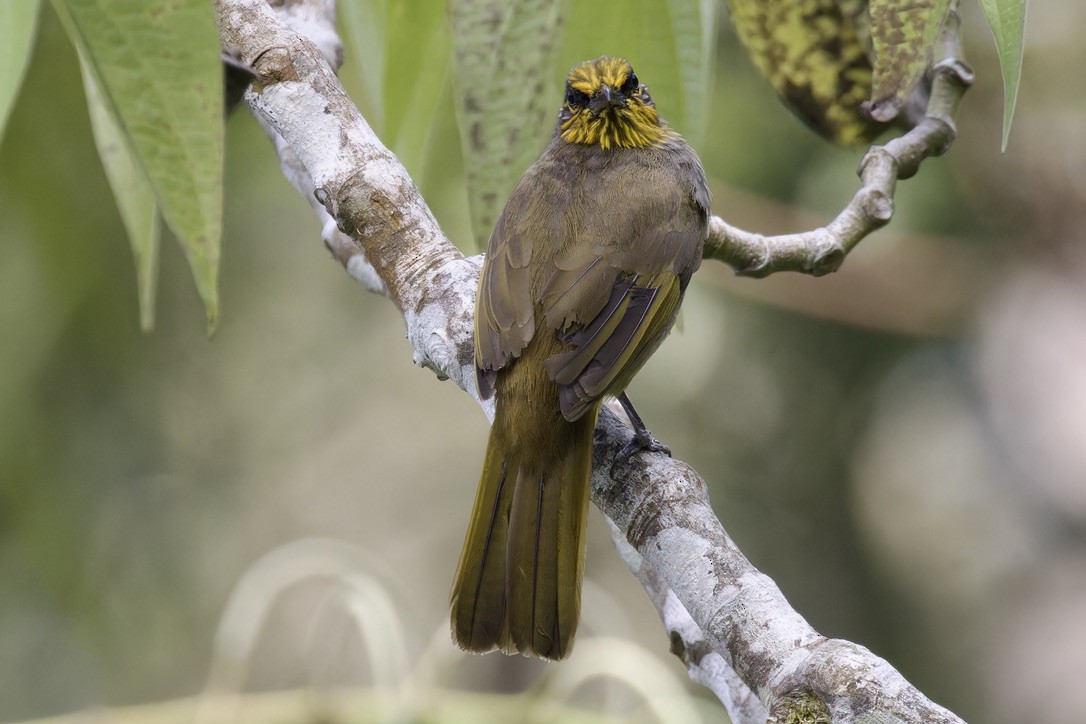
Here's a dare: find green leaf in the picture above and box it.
[54,0,224,331]
[339,0,386,120]
[340,0,451,181]
[448,0,565,250]
[868,0,952,122]
[79,54,160,332]
[0,0,42,145]
[662,0,717,147]
[562,0,715,147]
[977,0,1027,151]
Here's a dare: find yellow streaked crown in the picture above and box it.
[559,56,668,150]
[566,56,634,97]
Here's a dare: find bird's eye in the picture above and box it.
[565,84,590,107]
[621,72,639,94]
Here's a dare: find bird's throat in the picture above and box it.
[560,108,667,150]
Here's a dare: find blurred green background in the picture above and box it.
[2,1,1085,722]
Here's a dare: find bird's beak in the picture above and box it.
[589,85,627,116]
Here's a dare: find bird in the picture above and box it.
[450,56,710,661]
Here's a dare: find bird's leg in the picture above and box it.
[612,392,671,476]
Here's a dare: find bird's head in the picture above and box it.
[558,56,667,150]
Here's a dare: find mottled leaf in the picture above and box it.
[449,0,565,251]
[868,0,951,122]
[80,55,160,332]
[977,0,1027,151]
[54,0,224,331]
[340,0,450,180]
[725,0,884,145]
[0,0,42,145]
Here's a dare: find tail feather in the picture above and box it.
[451,447,512,651]
[451,408,595,660]
[555,444,590,653]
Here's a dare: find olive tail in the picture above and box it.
[450,405,595,660]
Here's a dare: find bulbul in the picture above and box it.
[450,56,710,660]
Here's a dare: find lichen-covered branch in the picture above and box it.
[213,1,964,721]
[703,9,974,278]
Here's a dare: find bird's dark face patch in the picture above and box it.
[564,83,590,109]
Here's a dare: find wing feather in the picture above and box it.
[551,273,683,421]
[536,150,707,421]
[475,197,536,377]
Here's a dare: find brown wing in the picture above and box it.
[545,271,686,420]
[539,153,709,421]
[474,172,544,401]
[475,209,534,370]
[477,137,709,410]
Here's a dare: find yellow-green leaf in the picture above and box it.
[868,0,951,122]
[54,0,224,331]
[449,0,565,250]
[79,54,160,332]
[341,0,450,181]
[725,0,883,146]
[977,0,1027,151]
[0,0,42,145]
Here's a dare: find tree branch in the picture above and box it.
[213,1,964,720]
[704,8,974,278]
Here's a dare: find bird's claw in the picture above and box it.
[610,430,671,479]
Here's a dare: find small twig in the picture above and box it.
[703,9,974,278]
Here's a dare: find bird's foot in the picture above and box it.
[610,394,672,479]
[617,429,671,461]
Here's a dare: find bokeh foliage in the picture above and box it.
[0,0,1026,328]
[0,0,1046,722]
[0,0,41,141]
